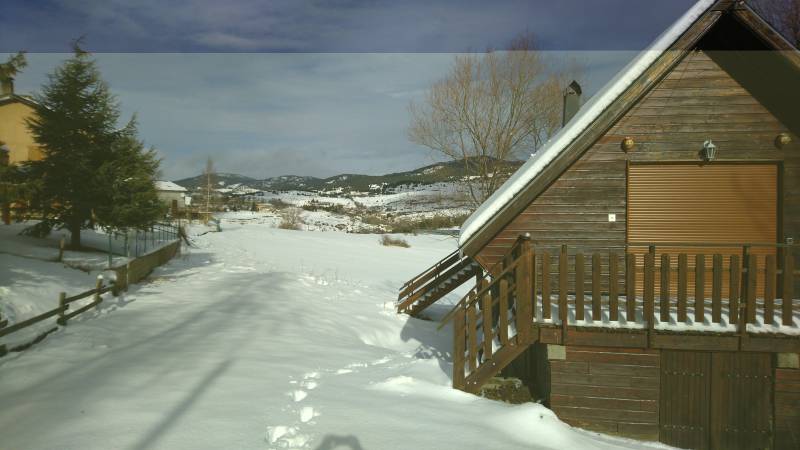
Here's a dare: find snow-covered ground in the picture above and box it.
[0,222,672,450]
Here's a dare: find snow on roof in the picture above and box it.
[155,180,188,192]
[458,0,715,248]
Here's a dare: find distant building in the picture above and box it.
[0,76,42,165]
[155,181,190,213]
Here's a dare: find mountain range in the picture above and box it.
[173,158,524,193]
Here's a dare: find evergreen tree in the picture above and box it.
[25,44,162,247]
[94,118,165,231]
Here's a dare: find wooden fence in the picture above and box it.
[445,237,800,392]
[0,277,113,357]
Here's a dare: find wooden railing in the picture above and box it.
[445,238,800,393]
[0,276,113,357]
[446,237,534,393]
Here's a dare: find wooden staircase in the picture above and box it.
[397,250,481,316]
[440,236,535,394]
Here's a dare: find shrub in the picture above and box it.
[269,198,292,209]
[380,235,410,248]
[278,207,304,230]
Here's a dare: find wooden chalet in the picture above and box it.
[397,1,800,449]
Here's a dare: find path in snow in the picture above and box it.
[0,223,673,450]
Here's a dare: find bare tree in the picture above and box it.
[750,0,800,47]
[408,35,580,205]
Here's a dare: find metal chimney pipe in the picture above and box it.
[562,80,582,127]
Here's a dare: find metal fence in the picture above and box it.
[103,222,180,259]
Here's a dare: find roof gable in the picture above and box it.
[458,0,800,257]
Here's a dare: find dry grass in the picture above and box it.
[380,235,410,248]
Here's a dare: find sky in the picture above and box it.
[1,0,699,180]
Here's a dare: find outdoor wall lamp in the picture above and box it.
[702,140,717,162]
[621,136,635,152]
[776,133,792,149]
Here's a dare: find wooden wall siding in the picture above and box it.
[475,48,799,271]
[548,346,660,440]
[775,368,800,450]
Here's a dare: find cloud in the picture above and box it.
[3,0,698,52]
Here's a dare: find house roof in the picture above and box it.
[0,94,38,109]
[458,0,800,256]
[155,181,188,192]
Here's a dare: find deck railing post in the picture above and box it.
[660,254,671,323]
[625,253,636,322]
[559,245,568,329]
[644,251,655,329]
[515,237,533,344]
[575,253,585,321]
[452,306,466,390]
[695,254,705,324]
[609,252,619,322]
[783,246,794,327]
[592,253,602,321]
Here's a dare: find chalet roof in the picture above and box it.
[457,0,800,255]
[155,181,188,192]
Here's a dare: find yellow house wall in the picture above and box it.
[0,101,42,164]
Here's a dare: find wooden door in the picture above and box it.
[710,352,773,450]
[660,351,711,450]
[660,351,775,450]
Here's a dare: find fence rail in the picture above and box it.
[0,277,111,357]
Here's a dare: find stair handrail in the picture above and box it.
[398,249,462,300]
[437,235,529,329]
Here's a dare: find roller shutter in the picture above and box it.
[628,164,778,297]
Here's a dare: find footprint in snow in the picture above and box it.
[265,425,310,449]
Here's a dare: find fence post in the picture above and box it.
[58,237,65,262]
[108,233,113,268]
[57,292,67,326]
[94,275,104,305]
[0,310,6,356]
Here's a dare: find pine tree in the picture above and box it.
[25,44,161,247]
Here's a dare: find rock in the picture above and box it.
[479,377,532,404]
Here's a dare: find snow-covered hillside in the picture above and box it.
[0,221,672,450]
